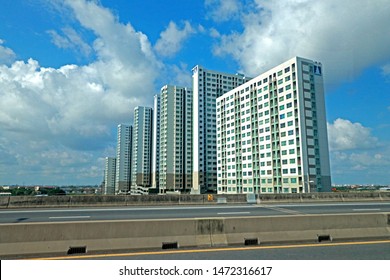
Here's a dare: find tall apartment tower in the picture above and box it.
[115,124,133,194]
[151,94,161,191]
[104,157,116,195]
[192,65,251,194]
[131,106,153,188]
[216,57,331,194]
[158,85,193,193]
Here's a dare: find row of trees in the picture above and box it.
[0,187,66,196]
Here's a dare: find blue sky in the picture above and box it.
[0,0,389,186]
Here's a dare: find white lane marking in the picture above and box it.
[260,205,303,215]
[217,212,251,215]
[353,209,381,212]
[49,216,91,219]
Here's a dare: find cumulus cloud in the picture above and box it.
[0,0,162,184]
[47,27,92,57]
[169,63,192,87]
[154,21,197,57]
[64,0,159,74]
[327,118,379,151]
[205,0,243,22]
[212,0,390,85]
[0,39,16,65]
[330,148,390,184]
[327,118,390,184]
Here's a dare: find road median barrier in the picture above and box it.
[0,213,389,258]
[1,192,390,209]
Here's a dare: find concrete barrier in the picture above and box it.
[1,192,390,209]
[258,192,390,203]
[0,194,249,208]
[0,213,389,258]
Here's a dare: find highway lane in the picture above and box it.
[1,202,390,223]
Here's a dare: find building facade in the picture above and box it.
[158,85,193,193]
[104,157,116,195]
[216,57,331,194]
[131,106,153,188]
[192,65,251,193]
[151,94,161,191]
[115,124,132,194]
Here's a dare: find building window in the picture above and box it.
[291,178,297,183]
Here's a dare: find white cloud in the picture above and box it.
[327,118,378,151]
[382,63,390,80]
[154,21,197,57]
[169,63,192,87]
[0,0,162,185]
[0,39,16,65]
[212,0,390,85]
[333,151,388,171]
[330,147,390,184]
[205,0,242,22]
[47,27,92,57]
[327,118,390,184]
[209,28,221,38]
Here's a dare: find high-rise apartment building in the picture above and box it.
[157,85,193,193]
[192,65,251,193]
[131,106,153,188]
[216,57,331,194]
[115,124,132,194]
[104,157,116,195]
[151,94,160,191]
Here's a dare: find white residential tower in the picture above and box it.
[192,65,251,193]
[104,157,116,195]
[131,106,153,189]
[115,124,132,194]
[158,85,193,193]
[151,94,161,191]
[216,57,331,194]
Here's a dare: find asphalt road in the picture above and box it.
[31,240,390,260]
[1,202,390,223]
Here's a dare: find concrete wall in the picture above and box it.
[0,194,245,208]
[0,192,390,209]
[258,192,390,203]
[1,213,389,257]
